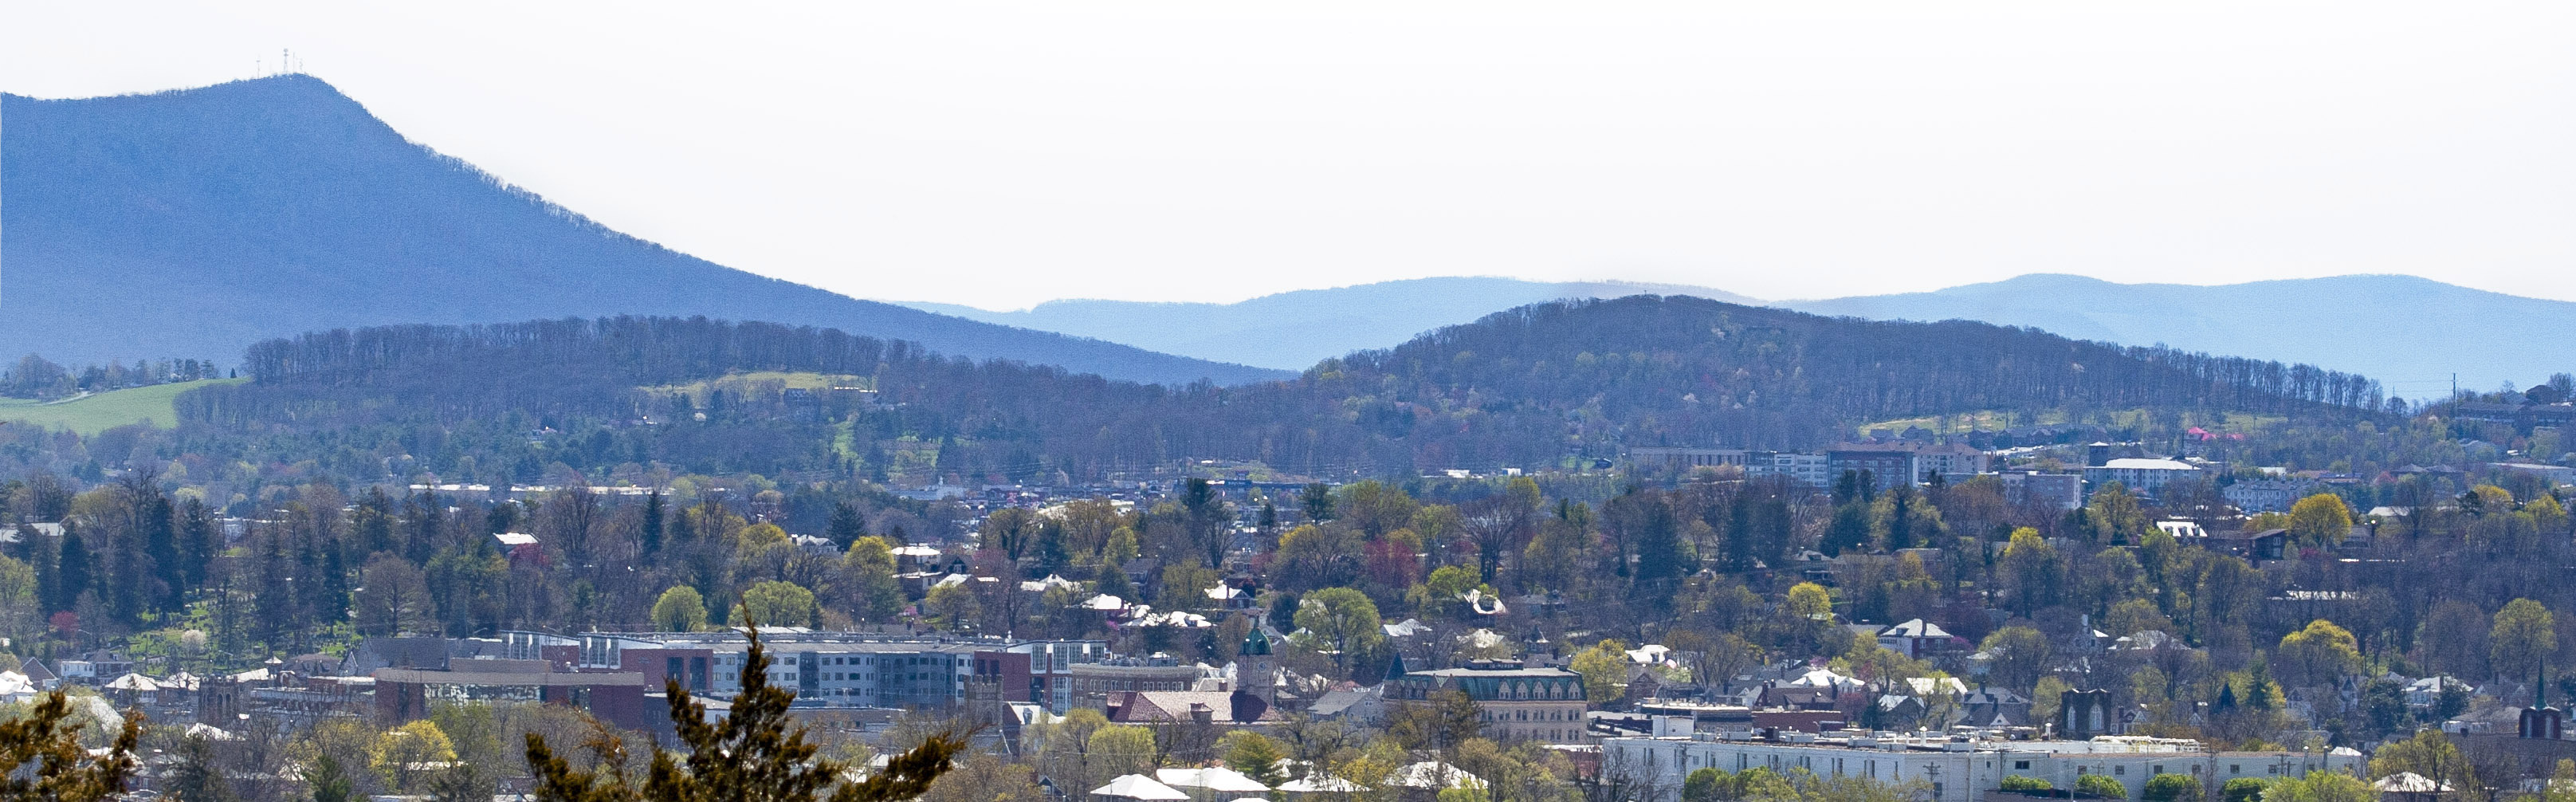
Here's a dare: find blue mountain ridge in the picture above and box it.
[894,277,1761,371]
[0,75,1288,387]
[1776,273,2570,396]
[905,273,2571,396]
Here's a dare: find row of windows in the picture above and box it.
[1649,748,2299,786]
[1397,681,1579,701]
[1479,708,1574,721]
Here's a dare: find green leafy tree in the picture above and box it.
[1218,730,1290,788]
[1085,725,1157,784]
[842,537,907,623]
[1292,588,1386,678]
[2285,494,2353,547]
[1785,582,1833,623]
[1683,768,1732,802]
[2087,483,2149,544]
[2262,772,2370,802]
[2275,619,2362,689]
[2001,529,2063,616]
[2031,676,2073,725]
[2077,773,2128,800]
[2221,779,2267,802]
[1570,640,1632,703]
[923,583,980,632]
[654,586,710,632]
[523,611,964,802]
[2542,760,2576,802]
[372,721,458,792]
[2002,776,2054,792]
[2142,773,2201,802]
[742,581,819,628]
[2492,598,2556,683]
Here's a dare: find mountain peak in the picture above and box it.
[2,77,1286,386]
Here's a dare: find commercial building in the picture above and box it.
[1605,731,2362,802]
[374,664,650,729]
[1627,447,1752,472]
[1069,660,1210,711]
[1386,660,1589,742]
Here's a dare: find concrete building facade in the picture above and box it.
[1387,661,1589,742]
[1606,732,2362,802]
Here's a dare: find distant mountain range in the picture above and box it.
[0,76,1286,387]
[905,273,2572,394]
[1778,274,2570,395]
[897,277,1758,371]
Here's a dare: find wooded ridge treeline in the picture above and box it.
[179,297,2385,481]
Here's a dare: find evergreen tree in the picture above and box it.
[132,477,182,613]
[353,487,396,557]
[306,753,355,802]
[53,522,92,613]
[1300,483,1334,522]
[0,689,143,800]
[404,492,446,566]
[178,496,217,599]
[825,501,863,550]
[642,490,667,559]
[1885,487,1916,551]
[168,733,239,802]
[524,612,963,802]
[26,525,61,618]
[1721,494,1754,572]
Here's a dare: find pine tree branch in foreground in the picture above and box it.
[0,689,143,802]
[527,608,965,802]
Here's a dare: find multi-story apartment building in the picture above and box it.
[1828,448,1920,493]
[1385,660,1589,742]
[2221,480,2318,513]
[572,631,1106,710]
[2083,458,2205,497]
[1748,451,1832,488]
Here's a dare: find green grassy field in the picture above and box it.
[641,371,870,407]
[0,379,244,435]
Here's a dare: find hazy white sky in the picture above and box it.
[9,2,2574,310]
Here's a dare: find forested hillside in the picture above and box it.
[0,76,1283,386]
[168,297,2385,483]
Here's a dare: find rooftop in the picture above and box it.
[2097,458,2200,471]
